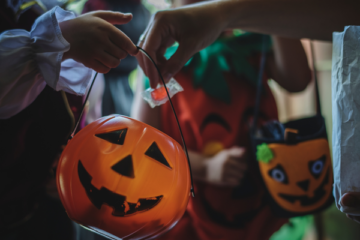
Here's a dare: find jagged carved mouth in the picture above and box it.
[278,169,330,206]
[78,160,163,217]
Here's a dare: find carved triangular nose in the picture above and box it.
[111,155,134,178]
[297,179,310,191]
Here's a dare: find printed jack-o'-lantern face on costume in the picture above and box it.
[257,138,333,215]
[57,115,190,240]
[166,69,279,227]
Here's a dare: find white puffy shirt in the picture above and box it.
[0,6,94,119]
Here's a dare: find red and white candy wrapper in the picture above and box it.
[142,78,183,108]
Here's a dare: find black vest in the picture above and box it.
[0,86,75,227]
[0,4,80,228]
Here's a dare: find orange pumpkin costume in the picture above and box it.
[151,33,288,240]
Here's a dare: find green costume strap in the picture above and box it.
[144,32,272,103]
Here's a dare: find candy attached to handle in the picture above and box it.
[142,78,183,108]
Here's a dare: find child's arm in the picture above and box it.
[60,11,138,73]
[0,7,137,119]
[266,36,311,92]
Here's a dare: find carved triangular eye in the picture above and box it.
[96,128,127,145]
[145,142,172,169]
[111,155,135,178]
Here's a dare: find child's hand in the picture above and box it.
[59,11,138,73]
[205,147,248,186]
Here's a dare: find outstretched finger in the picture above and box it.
[141,14,171,88]
[136,31,148,77]
[137,47,161,89]
[137,35,160,88]
[93,11,133,25]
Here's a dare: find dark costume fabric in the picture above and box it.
[152,33,288,240]
[0,3,84,239]
[83,0,150,116]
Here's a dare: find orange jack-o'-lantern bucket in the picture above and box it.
[57,48,194,239]
[57,115,191,239]
[250,40,333,217]
[252,116,333,217]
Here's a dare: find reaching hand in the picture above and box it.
[59,11,138,73]
[341,192,360,223]
[205,147,248,186]
[137,1,230,88]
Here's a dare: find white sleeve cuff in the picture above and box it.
[58,59,94,95]
[0,6,92,119]
[48,7,94,96]
[34,6,73,89]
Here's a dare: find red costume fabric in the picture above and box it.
[156,68,287,239]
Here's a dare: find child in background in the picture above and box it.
[0,2,137,239]
[132,0,312,239]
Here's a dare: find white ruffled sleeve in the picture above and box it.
[0,6,93,119]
